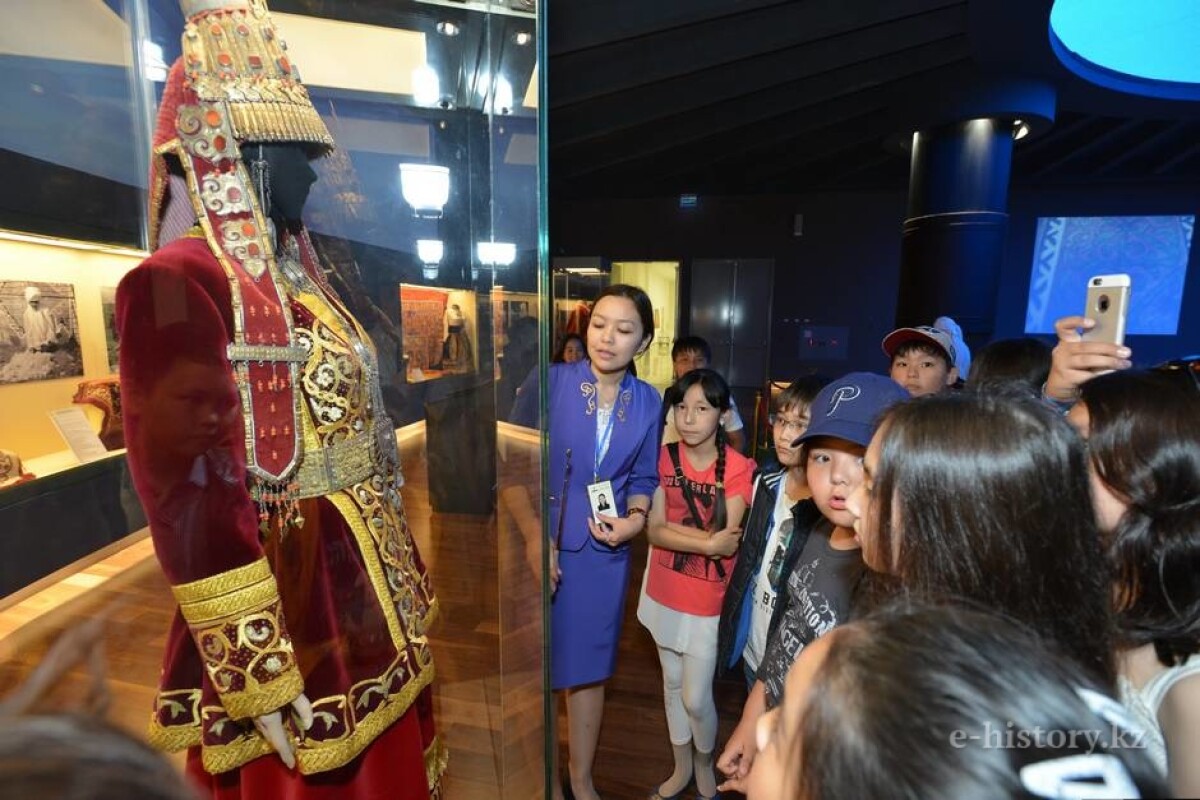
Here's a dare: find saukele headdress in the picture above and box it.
[150,0,333,520]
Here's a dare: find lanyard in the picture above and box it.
[594,402,616,481]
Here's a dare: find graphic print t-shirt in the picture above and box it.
[757,521,863,707]
[645,445,755,616]
[743,486,795,671]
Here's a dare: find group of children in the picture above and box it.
[611,315,1197,800]
[540,288,1196,800]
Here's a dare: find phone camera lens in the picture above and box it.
[1098,295,1110,313]
[1092,278,1101,286]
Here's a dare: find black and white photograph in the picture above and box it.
[100,286,119,374]
[0,280,83,384]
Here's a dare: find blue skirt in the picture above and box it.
[550,536,632,690]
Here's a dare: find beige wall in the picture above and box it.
[0,234,142,459]
[611,261,679,389]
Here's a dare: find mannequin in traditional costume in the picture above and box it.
[116,2,443,797]
[441,304,472,373]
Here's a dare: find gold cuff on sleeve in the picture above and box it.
[171,558,304,720]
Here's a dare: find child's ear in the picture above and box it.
[720,409,731,427]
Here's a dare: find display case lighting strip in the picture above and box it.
[0,228,148,259]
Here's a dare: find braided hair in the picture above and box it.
[666,368,733,531]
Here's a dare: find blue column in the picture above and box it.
[896,118,1013,333]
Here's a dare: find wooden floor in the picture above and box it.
[0,433,747,799]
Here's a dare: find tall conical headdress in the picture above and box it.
[146,0,332,493]
[178,0,333,152]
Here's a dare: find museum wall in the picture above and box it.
[0,234,140,459]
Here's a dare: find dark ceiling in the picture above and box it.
[547,0,1200,198]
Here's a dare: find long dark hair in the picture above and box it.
[592,283,655,351]
[865,391,1115,686]
[1079,369,1200,666]
[665,368,732,531]
[792,602,1166,800]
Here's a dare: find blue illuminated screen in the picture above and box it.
[1024,215,1193,336]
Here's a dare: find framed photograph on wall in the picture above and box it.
[0,280,84,384]
[100,286,119,374]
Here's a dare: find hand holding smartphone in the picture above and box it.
[1079,273,1131,347]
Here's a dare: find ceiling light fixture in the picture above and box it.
[477,241,516,267]
[417,238,443,281]
[417,239,444,265]
[436,21,460,36]
[399,164,451,218]
[1013,119,1031,140]
[513,31,532,46]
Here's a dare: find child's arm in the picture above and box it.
[648,497,747,557]
[648,514,719,554]
[1159,673,1200,797]
[717,678,768,793]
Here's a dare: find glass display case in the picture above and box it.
[0,1,547,797]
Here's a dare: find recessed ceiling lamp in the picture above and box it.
[417,239,444,280]
[513,31,532,46]
[399,164,451,218]
[436,21,460,36]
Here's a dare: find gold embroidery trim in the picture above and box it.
[198,658,437,775]
[177,572,277,626]
[201,729,274,774]
[325,491,408,647]
[147,719,203,753]
[146,689,203,752]
[172,558,272,607]
[425,735,449,792]
[293,421,381,499]
[220,667,304,721]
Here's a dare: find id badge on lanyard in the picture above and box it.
[588,403,617,530]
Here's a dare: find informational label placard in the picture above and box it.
[47,407,109,464]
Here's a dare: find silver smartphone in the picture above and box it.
[1080,273,1131,346]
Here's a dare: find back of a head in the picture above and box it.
[968,338,1052,397]
[671,335,712,362]
[871,391,1114,685]
[774,375,831,415]
[795,603,1166,800]
[1079,369,1200,664]
[0,715,197,799]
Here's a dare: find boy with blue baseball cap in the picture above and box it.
[716,372,909,792]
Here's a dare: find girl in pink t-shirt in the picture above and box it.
[639,369,755,800]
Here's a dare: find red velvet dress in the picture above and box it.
[117,231,443,798]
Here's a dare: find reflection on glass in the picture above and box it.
[478,240,517,266]
[398,163,451,218]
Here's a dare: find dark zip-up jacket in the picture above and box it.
[715,469,821,677]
